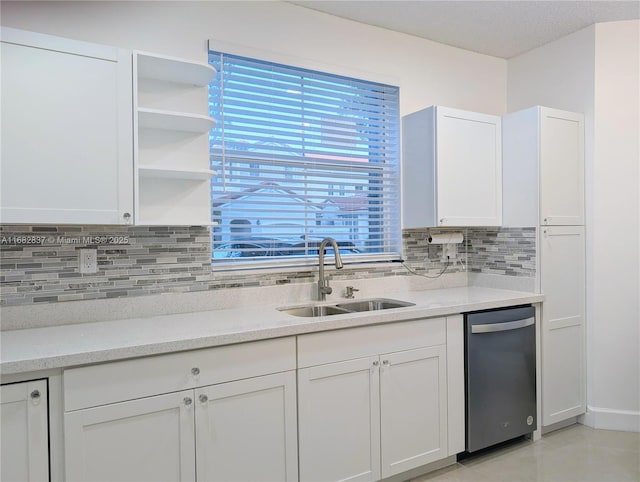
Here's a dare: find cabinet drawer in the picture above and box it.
[64,337,296,411]
[298,318,446,368]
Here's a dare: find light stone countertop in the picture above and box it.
[0,285,543,376]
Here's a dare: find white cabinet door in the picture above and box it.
[402,105,502,228]
[1,380,49,482]
[540,108,584,226]
[380,346,448,478]
[1,27,133,224]
[195,371,298,482]
[436,107,502,226]
[298,357,381,482]
[541,226,586,425]
[64,390,196,482]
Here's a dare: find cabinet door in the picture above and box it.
[64,390,195,482]
[298,357,380,482]
[195,371,298,482]
[1,380,49,482]
[1,28,133,224]
[540,108,584,225]
[541,226,586,425]
[380,346,448,478]
[436,107,502,226]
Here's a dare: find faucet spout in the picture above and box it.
[317,237,344,301]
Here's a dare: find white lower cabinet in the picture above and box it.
[63,338,298,482]
[380,346,448,478]
[298,357,381,482]
[0,380,49,482]
[61,320,464,482]
[65,373,297,482]
[195,371,298,482]
[297,318,454,482]
[65,390,196,482]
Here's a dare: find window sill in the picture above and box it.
[211,255,402,276]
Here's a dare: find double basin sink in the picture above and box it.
[278,298,415,317]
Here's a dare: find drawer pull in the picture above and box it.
[30,389,41,401]
[191,367,200,376]
[184,397,193,406]
[199,394,208,403]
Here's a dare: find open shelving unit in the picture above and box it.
[133,51,217,225]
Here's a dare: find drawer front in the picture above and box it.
[64,337,296,411]
[297,318,446,368]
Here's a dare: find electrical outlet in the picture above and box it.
[79,249,98,274]
[442,244,458,265]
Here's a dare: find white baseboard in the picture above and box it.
[580,406,640,432]
[542,417,578,434]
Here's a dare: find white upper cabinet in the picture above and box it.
[402,105,502,228]
[133,51,217,226]
[1,27,133,225]
[540,109,585,225]
[502,106,585,226]
[1,28,217,226]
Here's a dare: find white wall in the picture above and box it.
[508,20,640,432]
[0,0,506,117]
[589,20,639,430]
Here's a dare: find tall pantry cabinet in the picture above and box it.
[503,106,586,427]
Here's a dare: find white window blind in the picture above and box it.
[209,51,401,267]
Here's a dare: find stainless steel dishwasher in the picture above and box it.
[465,305,536,453]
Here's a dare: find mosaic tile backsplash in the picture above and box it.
[0,225,534,306]
[466,227,536,277]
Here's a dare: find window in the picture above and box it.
[209,51,400,267]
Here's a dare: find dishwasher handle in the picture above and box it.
[471,316,535,334]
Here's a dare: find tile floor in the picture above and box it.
[412,424,640,482]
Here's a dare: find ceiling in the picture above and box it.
[288,1,640,58]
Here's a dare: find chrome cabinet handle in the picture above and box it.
[372,360,379,367]
[382,360,389,366]
[199,394,208,403]
[184,397,193,406]
[30,390,41,400]
[191,367,200,376]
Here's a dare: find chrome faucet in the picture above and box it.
[317,237,344,301]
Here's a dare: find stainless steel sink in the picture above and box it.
[278,304,352,317]
[336,298,416,312]
[278,298,415,317]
